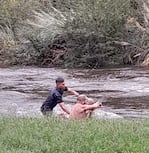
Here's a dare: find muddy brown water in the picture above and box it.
[0,66,149,118]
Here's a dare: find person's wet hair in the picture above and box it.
[77,94,87,101]
[86,98,95,105]
[56,77,64,83]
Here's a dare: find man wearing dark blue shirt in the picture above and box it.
[41,77,79,116]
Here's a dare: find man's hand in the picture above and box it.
[92,102,102,108]
[59,102,70,115]
[96,102,102,108]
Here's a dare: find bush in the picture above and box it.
[0,0,149,67]
[25,0,134,67]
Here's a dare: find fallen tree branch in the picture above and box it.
[112,41,146,52]
[49,49,65,66]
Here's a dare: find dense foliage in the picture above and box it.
[0,0,149,67]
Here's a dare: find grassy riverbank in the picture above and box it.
[0,117,149,153]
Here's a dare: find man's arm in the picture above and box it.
[82,102,101,111]
[67,88,79,96]
[59,102,70,115]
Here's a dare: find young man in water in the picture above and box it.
[70,95,101,120]
[40,77,79,116]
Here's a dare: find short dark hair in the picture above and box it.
[56,77,64,83]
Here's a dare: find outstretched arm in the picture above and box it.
[59,102,70,115]
[67,89,79,97]
[82,102,101,111]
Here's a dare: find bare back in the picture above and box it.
[70,103,88,120]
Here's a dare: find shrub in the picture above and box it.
[1,0,149,67]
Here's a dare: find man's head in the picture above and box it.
[86,98,95,105]
[77,94,88,104]
[56,77,65,90]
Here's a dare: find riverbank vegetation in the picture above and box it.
[1,0,149,68]
[0,117,149,153]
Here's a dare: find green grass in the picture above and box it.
[0,117,149,153]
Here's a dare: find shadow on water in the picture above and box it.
[0,66,149,118]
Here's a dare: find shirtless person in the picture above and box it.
[70,95,101,120]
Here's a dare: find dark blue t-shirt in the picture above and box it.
[41,87,68,112]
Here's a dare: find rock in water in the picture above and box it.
[91,109,123,119]
[53,104,123,119]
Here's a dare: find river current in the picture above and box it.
[0,66,149,119]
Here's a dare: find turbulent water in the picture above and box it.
[0,66,149,119]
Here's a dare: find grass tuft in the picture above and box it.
[0,117,149,153]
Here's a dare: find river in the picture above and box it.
[0,66,149,119]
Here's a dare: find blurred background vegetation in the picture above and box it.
[0,0,149,68]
